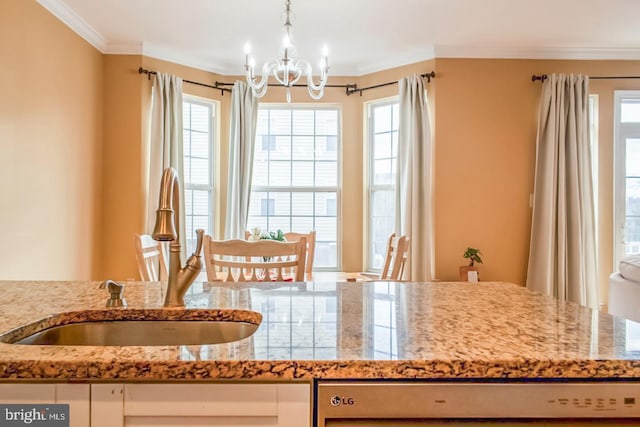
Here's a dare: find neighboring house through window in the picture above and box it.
[247,105,340,269]
[182,97,215,255]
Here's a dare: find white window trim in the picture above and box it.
[250,104,342,271]
[183,95,216,243]
[365,97,398,272]
[613,90,640,265]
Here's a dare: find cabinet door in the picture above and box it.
[91,383,310,427]
[0,384,90,427]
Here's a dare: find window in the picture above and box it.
[182,97,215,255]
[614,91,640,264]
[247,106,340,269]
[367,100,399,271]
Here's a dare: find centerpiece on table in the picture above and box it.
[248,227,286,243]
[247,228,287,278]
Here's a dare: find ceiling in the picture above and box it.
[38,0,640,76]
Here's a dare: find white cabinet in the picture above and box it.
[0,383,90,427]
[91,383,310,427]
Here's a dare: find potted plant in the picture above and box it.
[459,247,483,281]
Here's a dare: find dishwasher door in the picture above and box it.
[315,381,640,426]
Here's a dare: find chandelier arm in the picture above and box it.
[248,59,280,92]
[297,59,329,93]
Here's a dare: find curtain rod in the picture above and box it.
[138,67,231,95]
[346,71,436,96]
[139,67,436,97]
[532,74,640,82]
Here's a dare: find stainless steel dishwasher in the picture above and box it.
[315,380,640,426]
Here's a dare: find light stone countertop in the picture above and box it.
[0,279,639,381]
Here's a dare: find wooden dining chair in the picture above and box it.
[203,235,307,282]
[379,233,409,281]
[284,231,316,274]
[134,234,168,281]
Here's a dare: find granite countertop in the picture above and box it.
[0,279,639,382]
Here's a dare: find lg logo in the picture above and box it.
[330,395,355,406]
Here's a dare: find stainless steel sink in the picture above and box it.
[9,320,260,346]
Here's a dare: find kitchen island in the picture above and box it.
[0,279,638,381]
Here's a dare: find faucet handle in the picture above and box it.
[193,229,204,257]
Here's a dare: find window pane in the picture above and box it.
[292,216,313,233]
[271,136,291,160]
[292,136,314,160]
[250,106,340,269]
[270,110,291,133]
[292,109,314,135]
[191,132,209,158]
[269,217,290,232]
[316,109,338,135]
[269,160,291,186]
[272,192,291,216]
[374,105,392,133]
[192,190,210,216]
[627,178,640,216]
[627,138,640,176]
[190,157,209,185]
[315,192,337,216]
[374,159,393,185]
[625,217,640,254]
[374,133,392,160]
[252,159,268,186]
[292,161,314,186]
[318,136,338,160]
[621,101,640,123]
[190,104,210,132]
[292,193,313,216]
[315,162,337,186]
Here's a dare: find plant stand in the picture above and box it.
[459,266,479,282]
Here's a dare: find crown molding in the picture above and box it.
[435,45,640,60]
[142,43,227,75]
[354,46,437,76]
[36,0,106,52]
[104,42,143,55]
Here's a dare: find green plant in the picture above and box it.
[463,247,483,266]
[248,228,286,242]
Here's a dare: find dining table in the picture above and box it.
[197,270,373,283]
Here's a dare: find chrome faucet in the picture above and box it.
[152,167,204,307]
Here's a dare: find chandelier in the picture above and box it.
[243,0,329,102]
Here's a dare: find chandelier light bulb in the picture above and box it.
[244,42,251,55]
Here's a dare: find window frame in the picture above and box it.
[366,97,399,272]
[182,95,216,253]
[248,104,342,271]
[614,91,640,265]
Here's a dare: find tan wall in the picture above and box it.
[101,55,145,280]
[431,59,640,302]
[0,0,103,280]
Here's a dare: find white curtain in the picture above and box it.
[225,81,258,239]
[397,75,435,281]
[146,72,186,259]
[526,73,598,309]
